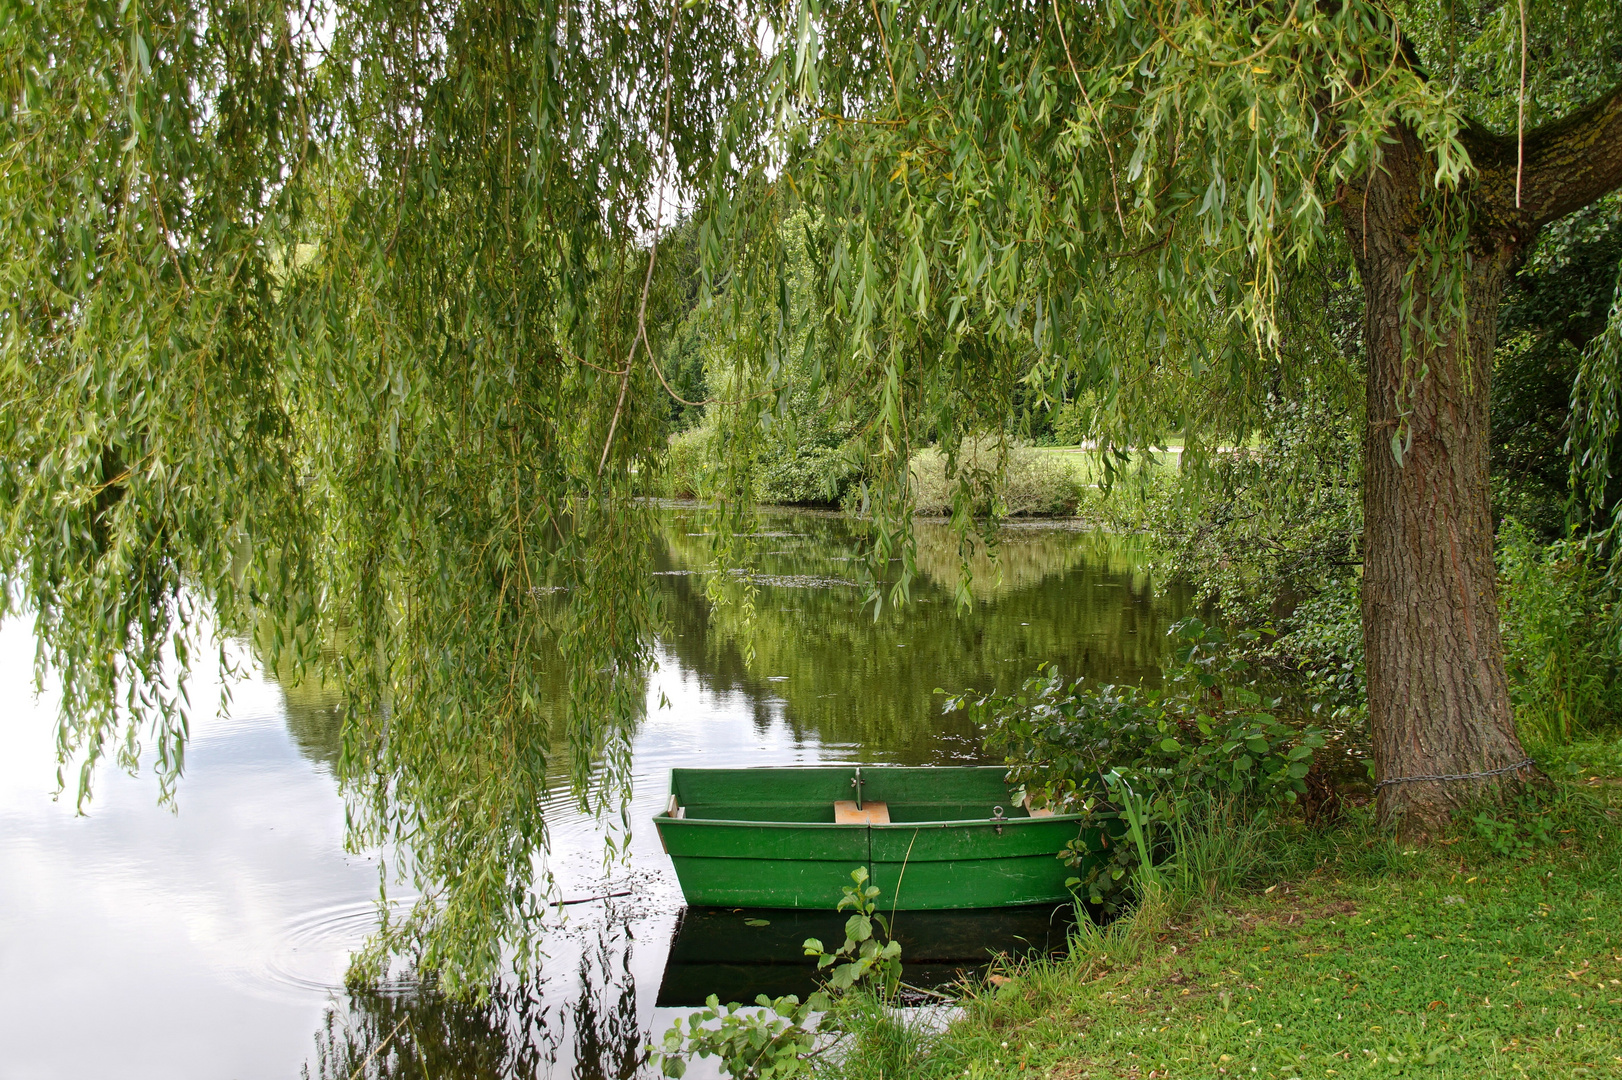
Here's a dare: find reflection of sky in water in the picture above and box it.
[0,516,1184,1079]
[0,624,801,1079]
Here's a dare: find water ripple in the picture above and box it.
[260,898,419,997]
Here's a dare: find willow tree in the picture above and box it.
[3,0,1622,987]
[0,0,763,991]
[750,0,1622,834]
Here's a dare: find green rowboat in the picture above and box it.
[655,765,1099,910]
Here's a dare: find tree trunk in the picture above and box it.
[1344,124,1536,837]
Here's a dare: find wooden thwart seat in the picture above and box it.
[833,800,890,824]
[1022,793,1054,818]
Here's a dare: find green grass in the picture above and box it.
[833,766,1622,1080]
[1533,734,1622,782]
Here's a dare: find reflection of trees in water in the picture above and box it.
[274,507,1182,773]
[565,920,643,1080]
[909,520,1142,599]
[655,509,1189,762]
[303,920,646,1080]
[279,675,345,768]
[304,981,559,1080]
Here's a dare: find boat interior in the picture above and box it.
[662,765,1059,825]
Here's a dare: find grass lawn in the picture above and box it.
[847,742,1622,1080]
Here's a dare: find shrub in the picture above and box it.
[1260,577,1363,720]
[1048,396,1095,446]
[757,433,863,506]
[662,422,863,505]
[664,426,714,499]
[950,619,1325,913]
[909,438,1082,517]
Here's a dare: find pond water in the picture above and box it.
[0,508,1187,1079]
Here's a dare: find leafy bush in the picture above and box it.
[662,421,863,505]
[1256,575,1368,781]
[757,432,863,506]
[1047,396,1095,446]
[909,439,1082,517]
[951,619,1325,912]
[1135,382,1363,627]
[1498,518,1622,744]
[664,426,714,499]
[1199,518,1622,762]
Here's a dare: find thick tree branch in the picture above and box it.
[1467,82,1622,235]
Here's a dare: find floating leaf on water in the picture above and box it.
[744,918,771,926]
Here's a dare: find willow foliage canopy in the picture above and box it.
[3,0,1621,987]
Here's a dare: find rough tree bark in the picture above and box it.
[1341,84,1622,836]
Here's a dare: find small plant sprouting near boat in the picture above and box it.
[646,867,903,1079]
[802,866,903,995]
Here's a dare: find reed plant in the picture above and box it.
[1498,519,1622,746]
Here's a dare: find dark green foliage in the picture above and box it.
[1471,791,1559,859]
[1154,521,1622,765]
[1492,193,1622,536]
[1498,520,1622,743]
[957,619,1325,911]
[660,219,715,435]
[1569,246,1622,622]
[664,419,864,506]
[757,433,863,506]
[1044,394,1096,447]
[1259,577,1367,734]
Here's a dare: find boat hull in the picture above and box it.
[655,766,1100,910]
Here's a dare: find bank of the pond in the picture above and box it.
[662,433,1181,515]
[851,749,1622,1080]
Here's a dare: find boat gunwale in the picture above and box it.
[660,765,1087,829]
[653,812,1088,829]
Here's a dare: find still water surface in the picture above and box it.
[0,509,1186,1079]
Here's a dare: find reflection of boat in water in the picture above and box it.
[656,904,1076,1007]
[654,766,1102,910]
